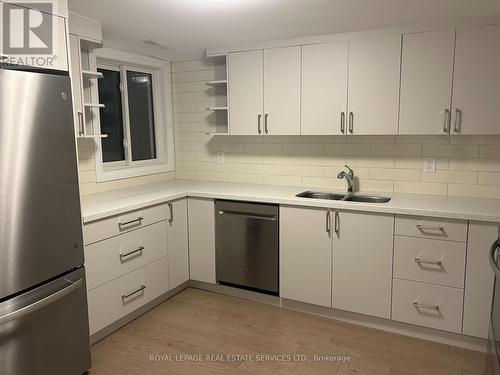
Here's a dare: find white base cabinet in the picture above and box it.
[392,278,464,334]
[280,206,332,307]
[87,257,169,335]
[167,199,190,289]
[280,206,394,318]
[188,198,216,284]
[332,211,394,319]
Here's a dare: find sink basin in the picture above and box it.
[296,191,391,204]
[342,195,392,203]
[296,191,346,200]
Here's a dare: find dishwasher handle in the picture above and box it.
[217,210,277,221]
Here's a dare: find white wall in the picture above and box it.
[172,59,500,199]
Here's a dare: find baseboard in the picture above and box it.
[90,281,189,345]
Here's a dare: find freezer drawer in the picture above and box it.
[0,267,91,375]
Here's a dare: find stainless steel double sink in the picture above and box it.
[296,191,391,203]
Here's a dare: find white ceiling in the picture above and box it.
[68,0,500,60]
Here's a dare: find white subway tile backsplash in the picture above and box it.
[168,59,500,199]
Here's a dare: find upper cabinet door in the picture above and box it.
[348,36,401,135]
[399,30,455,135]
[301,42,348,135]
[263,46,301,135]
[452,25,500,134]
[228,50,264,135]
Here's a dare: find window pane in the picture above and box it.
[97,68,125,163]
[127,70,157,161]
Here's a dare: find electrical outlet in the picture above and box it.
[424,158,436,173]
[217,152,225,164]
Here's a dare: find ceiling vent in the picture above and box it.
[141,40,170,50]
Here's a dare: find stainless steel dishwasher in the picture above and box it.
[215,200,279,295]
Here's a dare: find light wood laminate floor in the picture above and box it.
[90,288,486,375]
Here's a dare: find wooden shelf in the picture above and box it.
[82,70,103,79]
[208,106,228,111]
[84,103,105,108]
[207,80,227,86]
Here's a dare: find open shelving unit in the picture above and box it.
[205,53,229,136]
[70,34,107,139]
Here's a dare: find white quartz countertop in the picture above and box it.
[81,180,500,224]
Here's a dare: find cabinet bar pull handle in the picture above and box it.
[453,108,462,133]
[168,203,173,224]
[415,257,442,266]
[413,302,440,311]
[77,111,85,136]
[121,285,146,301]
[119,246,145,261]
[348,112,354,134]
[334,211,340,234]
[340,111,346,134]
[258,113,262,134]
[118,216,143,229]
[443,108,450,133]
[264,113,269,134]
[326,211,331,234]
[416,224,444,232]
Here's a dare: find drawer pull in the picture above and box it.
[118,216,144,229]
[119,246,145,261]
[414,257,442,266]
[416,224,444,232]
[413,302,440,311]
[121,285,146,301]
[168,203,173,224]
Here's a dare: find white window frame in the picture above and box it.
[90,48,175,182]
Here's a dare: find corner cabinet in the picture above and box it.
[228,47,301,135]
[280,206,394,318]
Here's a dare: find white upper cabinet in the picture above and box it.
[347,36,401,135]
[452,24,500,134]
[332,211,394,319]
[263,46,301,135]
[228,50,264,135]
[399,30,455,134]
[301,42,348,135]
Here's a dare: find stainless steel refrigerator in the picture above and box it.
[0,67,91,374]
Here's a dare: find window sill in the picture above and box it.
[96,163,174,182]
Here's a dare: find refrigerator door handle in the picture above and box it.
[0,279,83,326]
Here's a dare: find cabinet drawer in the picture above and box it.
[83,204,167,245]
[87,257,169,335]
[395,215,467,242]
[393,236,466,288]
[85,222,168,290]
[392,279,464,333]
